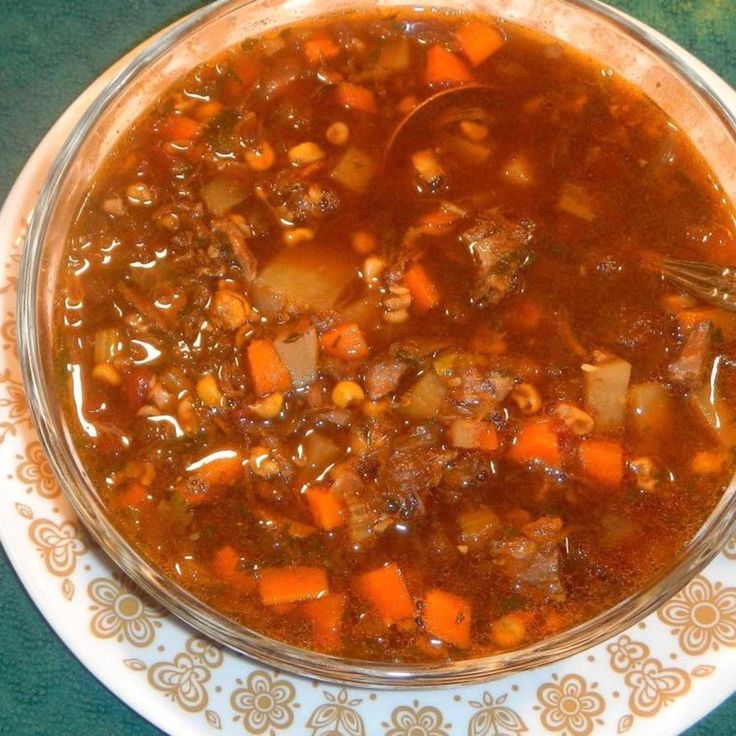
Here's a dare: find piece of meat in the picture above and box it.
[264,170,340,224]
[669,321,711,386]
[389,337,453,362]
[212,218,258,283]
[378,442,456,518]
[449,366,515,407]
[364,356,409,399]
[459,211,535,305]
[490,515,565,601]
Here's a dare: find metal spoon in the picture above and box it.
[384,83,496,168]
[661,257,736,310]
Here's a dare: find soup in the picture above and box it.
[56,9,736,662]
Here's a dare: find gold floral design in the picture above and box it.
[722,534,735,560]
[0,369,31,441]
[658,575,736,655]
[468,691,527,736]
[148,651,211,712]
[88,575,165,647]
[536,674,605,736]
[607,635,650,673]
[1,311,17,357]
[306,688,365,736]
[624,659,689,717]
[17,440,59,498]
[231,670,297,734]
[28,517,87,576]
[383,700,450,736]
[186,636,224,668]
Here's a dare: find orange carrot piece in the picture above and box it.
[213,545,255,592]
[426,44,473,84]
[455,21,505,66]
[507,296,543,332]
[403,264,440,313]
[336,81,377,113]
[303,593,346,650]
[508,417,561,468]
[189,448,243,487]
[232,56,261,86]
[113,481,149,509]
[164,115,201,142]
[580,439,623,489]
[423,588,472,648]
[246,339,292,395]
[320,322,370,361]
[258,566,329,605]
[306,486,347,530]
[447,418,499,452]
[417,209,460,235]
[355,563,415,626]
[304,31,341,63]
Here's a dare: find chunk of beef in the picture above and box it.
[490,516,565,601]
[389,337,453,362]
[364,356,409,399]
[669,321,711,386]
[212,218,258,283]
[459,211,535,305]
[264,170,340,224]
[449,365,515,407]
[378,443,456,518]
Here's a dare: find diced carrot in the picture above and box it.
[164,115,201,142]
[195,100,224,123]
[676,307,736,340]
[336,82,377,113]
[423,588,472,648]
[426,45,473,84]
[113,481,149,510]
[303,593,346,650]
[287,519,319,538]
[304,31,341,63]
[402,264,440,314]
[580,439,623,489]
[447,418,499,452]
[320,322,370,361]
[508,417,561,468]
[507,296,543,331]
[181,448,243,506]
[232,56,261,86]
[306,486,347,530]
[246,339,292,395]
[212,545,256,592]
[258,566,329,605]
[355,563,415,626]
[455,21,505,67]
[416,209,460,235]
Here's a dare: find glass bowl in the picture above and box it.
[17,0,736,687]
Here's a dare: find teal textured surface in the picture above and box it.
[0,1,733,734]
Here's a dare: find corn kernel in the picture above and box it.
[288,141,325,166]
[460,120,489,142]
[210,289,251,330]
[250,392,284,419]
[490,613,527,649]
[352,230,377,255]
[511,383,542,415]
[362,399,389,417]
[92,363,122,386]
[283,227,315,247]
[196,375,222,407]
[245,141,276,171]
[326,121,349,146]
[332,380,365,408]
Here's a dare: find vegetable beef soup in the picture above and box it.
[57,10,736,662]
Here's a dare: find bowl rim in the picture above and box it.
[16,0,736,687]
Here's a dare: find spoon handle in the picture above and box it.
[662,257,736,311]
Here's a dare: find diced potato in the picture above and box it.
[330,146,376,193]
[557,183,595,221]
[201,175,248,216]
[690,381,736,447]
[458,506,500,549]
[627,382,672,439]
[444,135,491,165]
[400,371,446,419]
[300,433,340,481]
[377,38,411,71]
[252,245,353,316]
[502,153,534,185]
[273,324,319,388]
[583,356,631,432]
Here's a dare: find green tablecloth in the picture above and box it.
[0,1,734,734]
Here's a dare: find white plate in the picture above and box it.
[1,6,735,736]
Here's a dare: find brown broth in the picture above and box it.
[56,9,736,662]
